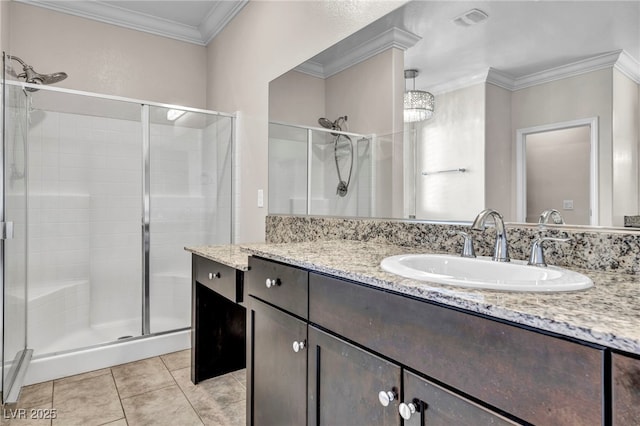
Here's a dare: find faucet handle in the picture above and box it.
[538,209,565,225]
[457,231,476,258]
[528,237,571,267]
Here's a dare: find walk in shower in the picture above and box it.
[268,121,392,217]
[2,78,233,398]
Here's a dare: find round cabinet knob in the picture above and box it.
[399,402,417,420]
[378,390,396,407]
[208,272,220,280]
[292,340,305,352]
[265,278,280,288]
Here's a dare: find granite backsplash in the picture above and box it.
[265,215,640,275]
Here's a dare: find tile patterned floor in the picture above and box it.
[0,350,246,426]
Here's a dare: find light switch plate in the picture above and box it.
[257,189,264,208]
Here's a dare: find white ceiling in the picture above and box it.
[301,1,640,93]
[15,0,248,45]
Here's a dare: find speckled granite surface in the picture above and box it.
[240,240,640,356]
[185,245,249,271]
[266,215,640,274]
[625,215,640,228]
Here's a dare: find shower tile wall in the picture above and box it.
[27,111,142,353]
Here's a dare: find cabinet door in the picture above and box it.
[308,326,401,426]
[401,371,519,425]
[612,352,640,425]
[248,296,307,426]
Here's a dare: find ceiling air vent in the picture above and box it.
[453,9,489,27]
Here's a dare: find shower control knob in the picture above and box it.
[292,340,306,353]
[208,272,220,280]
[265,278,281,288]
[378,390,397,407]
[399,402,417,420]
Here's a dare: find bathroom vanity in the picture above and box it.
[240,239,640,426]
[187,246,248,384]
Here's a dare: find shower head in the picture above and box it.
[318,117,334,129]
[8,55,68,91]
[318,115,348,132]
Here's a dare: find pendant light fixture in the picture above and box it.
[404,69,434,123]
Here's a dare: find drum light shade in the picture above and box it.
[404,69,434,123]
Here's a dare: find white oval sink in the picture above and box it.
[380,254,593,292]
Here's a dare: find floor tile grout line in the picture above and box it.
[111,356,177,401]
[230,371,246,389]
[50,379,56,426]
[118,381,177,403]
[159,354,171,371]
[96,415,127,426]
[109,368,129,425]
[159,352,190,372]
[169,368,207,426]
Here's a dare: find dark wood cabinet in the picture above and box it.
[239,256,635,426]
[612,352,640,425]
[402,370,517,426]
[307,326,401,426]
[191,255,245,384]
[245,256,310,425]
[247,296,307,426]
[309,271,604,425]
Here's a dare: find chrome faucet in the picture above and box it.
[471,209,510,262]
[538,209,565,225]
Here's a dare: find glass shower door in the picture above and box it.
[2,82,30,403]
[26,89,143,355]
[148,106,233,334]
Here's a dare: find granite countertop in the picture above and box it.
[185,245,249,271]
[239,240,640,356]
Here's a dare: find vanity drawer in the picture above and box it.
[194,255,242,303]
[246,257,308,319]
[309,272,605,426]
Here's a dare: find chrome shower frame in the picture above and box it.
[1,78,236,386]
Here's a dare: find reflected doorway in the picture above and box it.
[516,118,598,225]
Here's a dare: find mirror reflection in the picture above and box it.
[268,0,640,228]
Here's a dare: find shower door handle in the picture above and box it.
[0,222,14,240]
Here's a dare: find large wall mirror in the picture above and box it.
[268,1,640,228]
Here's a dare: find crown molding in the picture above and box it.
[614,50,640,84]
[430,70,493,95]
[201,0,248,45]
[511,50,632,90]
[15,0,246,46]
[295,27,421,79]
[438,50,640,95]
[293,61,326,79]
